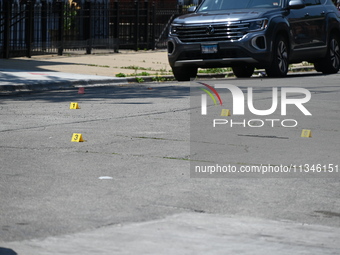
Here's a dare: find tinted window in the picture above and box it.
[304,0,320,5]
[197,0,282,11]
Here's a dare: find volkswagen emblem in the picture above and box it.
[206,25,214,35]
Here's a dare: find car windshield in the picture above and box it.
[197,0,282,12]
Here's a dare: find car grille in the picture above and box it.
[175,22,250,43]
[177,48,249,61]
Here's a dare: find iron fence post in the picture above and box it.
[178,4,183,15]
[41,0,48,51]
[134,0,139,51]
[3,0,12,59]
[84,0,92,54]
[151,2,156,50]
[57,0,64,55]
[113,0,119,53]
[25,0,35,58]
[144,0,149,50]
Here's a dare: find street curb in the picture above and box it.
[0,66,316,93]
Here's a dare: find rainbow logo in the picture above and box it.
[199,82,223,115]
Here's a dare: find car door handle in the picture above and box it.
[305,13,309,17]
[321,11,325,15]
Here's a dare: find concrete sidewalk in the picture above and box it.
[0,50,316,92]
[1,213,339,255]
[0,50,173,92]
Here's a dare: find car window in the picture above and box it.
[250,0,282,7]
[304,0,320,5]
[197,0,282,11]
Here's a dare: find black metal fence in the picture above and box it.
[0,0,188,58]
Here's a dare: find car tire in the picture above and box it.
[266,35,289,77]
[314,33,340,74]
[172,67,197,81]
[232,65,255,78]
[313,62,323,72]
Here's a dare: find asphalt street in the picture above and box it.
[0,73,340,254]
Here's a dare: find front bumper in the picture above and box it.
[168,32,272,68]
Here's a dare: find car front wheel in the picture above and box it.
[314,34,340,74]
[266,35,289,77]
[172,66,198,81]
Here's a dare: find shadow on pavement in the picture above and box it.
[0,58,80,72]
[0,58,94,88]
[0,84,190,103]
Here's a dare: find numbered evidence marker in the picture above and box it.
[70,102,80,109]
[301,129,312,138]
[71,133,85,142]
[221,109,231,116]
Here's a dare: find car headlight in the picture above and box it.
[247,19,268,32]
[169,25,178,35]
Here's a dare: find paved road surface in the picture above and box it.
[0,73,339,254]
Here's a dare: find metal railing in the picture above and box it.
[0,0,188,58]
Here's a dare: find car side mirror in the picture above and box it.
[287,0,305,9]
[188,6,197,13]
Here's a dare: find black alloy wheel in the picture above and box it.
[266,35,289,77]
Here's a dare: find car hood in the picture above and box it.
[173,9,276,24]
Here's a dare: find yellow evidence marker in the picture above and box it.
[301,129,312,138]
[221,109,231,116]
[70,102,80,109]
[71,133,84,142]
